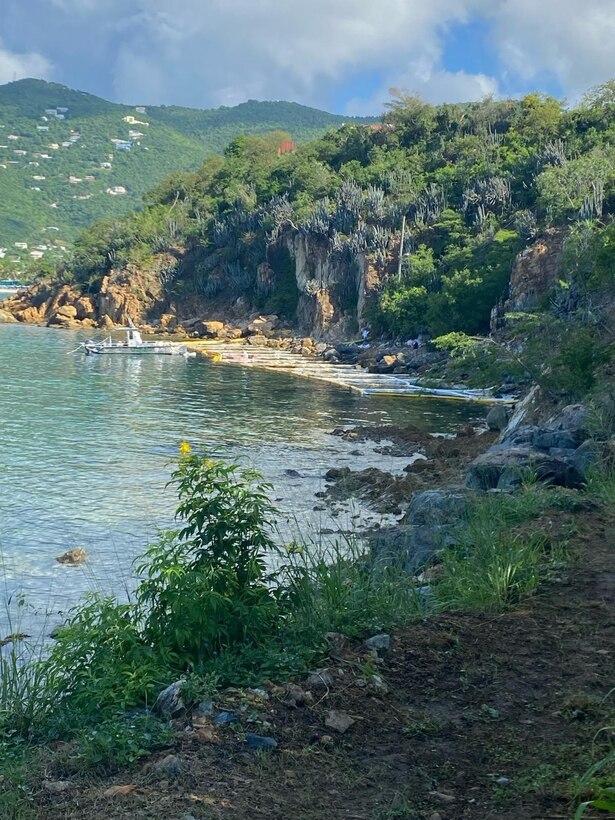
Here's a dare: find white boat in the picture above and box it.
[84,321,189,356]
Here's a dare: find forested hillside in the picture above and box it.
[57,83,615,345]
[0,79,372,261]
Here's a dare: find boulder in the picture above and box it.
[405,488,473,526]
[370,524,458,573]
[0,309,17,323]
[486,405,509,432]
[47,304,78,326]
[573,439,603,478]
[501,424,579,451]
[246,315,278,335]
[158,313,177,332]
[154,680,186,718]
[74,296,96,320]
[195,320,225,338]
[465,444,585,491]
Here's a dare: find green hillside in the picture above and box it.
[0,79,373,267]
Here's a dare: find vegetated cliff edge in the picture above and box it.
[1,227,564,344]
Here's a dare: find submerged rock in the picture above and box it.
[55,548,87,565]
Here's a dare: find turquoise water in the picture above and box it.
[0,322,481,632]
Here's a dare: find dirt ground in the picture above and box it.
[30,501,614,820]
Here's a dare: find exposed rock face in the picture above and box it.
[3,267,166,330]
[280,232,386,339]
[466,403,591,491]
[492,229,566,330]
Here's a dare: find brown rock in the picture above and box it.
[56,548,87,565]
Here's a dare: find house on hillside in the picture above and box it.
[44,109,57,116]
[55,114,65,120]
[13,149,27,156]
[122,115,148,126]
[135,106,146,114]
[114,140,133,151]
[29,250,44,259]
[106,185,127,195]
[100,161,112,169]
[69,175,83,183]
[0,249,6,258]
[8,134,19,140]
[128,130,145,139]
[57,107,68,114]
[37,126,49,132]
[14,242,28,249]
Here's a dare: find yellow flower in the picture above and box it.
[285,543,304,555]
[179,441,191,455]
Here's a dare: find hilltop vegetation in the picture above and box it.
[58,82,615,349]
[0,79,372,264]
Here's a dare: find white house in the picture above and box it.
[135,106,147,114]
[44,109,57,116]
[106,185,127,196]
[29,250,44,259]
[68,175,83,183]
[57,107,68,114]
[100,161,112,169]
[14,242,28,249]
[37,126,49,132]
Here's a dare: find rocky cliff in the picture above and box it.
[491,228,566,330]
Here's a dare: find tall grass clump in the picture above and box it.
[435,483,568,612]
[280,537,425,643]
[574,690,615,818]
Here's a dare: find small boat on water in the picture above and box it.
[84,320,190,356]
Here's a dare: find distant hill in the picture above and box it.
[0,79,374,266]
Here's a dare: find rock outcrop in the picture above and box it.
[491,228,566,330]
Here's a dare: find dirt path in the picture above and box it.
[33,505,614,820]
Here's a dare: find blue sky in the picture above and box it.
[1,1,613,113]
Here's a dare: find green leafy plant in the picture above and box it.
[135,449,283,668]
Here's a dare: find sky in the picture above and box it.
[1,0,615,114]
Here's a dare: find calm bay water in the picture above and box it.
[0,322,481,631]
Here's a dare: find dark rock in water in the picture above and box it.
[405,488,473,526]
[55,548,87,565]
[245,733,278,751]
[370,524,458,574]
[486,405,509,432]
[325,467,351,481]
[154,680,186,718]
[284,469,303,478]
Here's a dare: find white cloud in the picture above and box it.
[0,41,52,85]
[103,0,490,109]
[3,0,615,111]
[488,0,615,101]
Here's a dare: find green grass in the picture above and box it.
[434,483,571,612]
